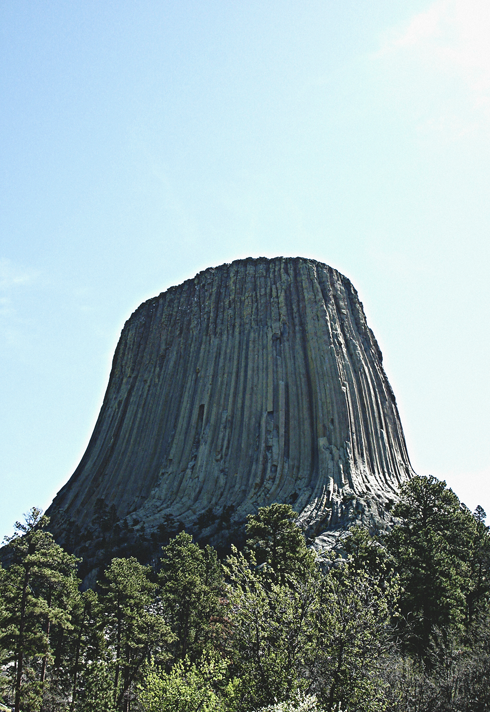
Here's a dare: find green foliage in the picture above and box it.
[382,613,490,712]
[74,661,115,712]
[467,505,490,622]
[1,494,488,712]
[338,525,395,583]
[257,694,325,712]
[0,564,9,705]
[245,503,315,583]
[225,526,395,712]
[99,556,173,711]
[159,532,225,662]
[67,587,108,711]
[312,560,395,712]
[0,507,80,712]
[138,656,228,712]
[387,476,480,658]
[225,546,320,710]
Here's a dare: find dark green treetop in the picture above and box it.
[245,503,315,583]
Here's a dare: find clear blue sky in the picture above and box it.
[2,0,489,538]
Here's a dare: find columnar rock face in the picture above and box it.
[50,257,414,543]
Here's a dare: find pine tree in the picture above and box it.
[466,505,490,623]
[245,504,315,584]
[0,508,79,712]
[159,532,225,663]
[387,476,477,659]
[56,587,107,712]
[99,556,173,712]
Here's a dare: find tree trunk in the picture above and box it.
[14,560,31,712]
[70,600,87,712]
[114,595,122,709]
[40,589,52,687]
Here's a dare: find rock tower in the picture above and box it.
[49,257,414,546]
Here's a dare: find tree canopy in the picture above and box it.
[1,482,490,712]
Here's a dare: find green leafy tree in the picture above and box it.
[224,509,396,712]
[138,655,230,712]
[0,508,79,712]
[99,557,173,712]
[257,694,324,712]
[387,476,477,659]
[159,532,225,663]
[312,559,395,712]
[224,547,320,710]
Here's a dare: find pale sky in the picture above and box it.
[1,0,489,538]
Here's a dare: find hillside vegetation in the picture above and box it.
[1,476,489,712]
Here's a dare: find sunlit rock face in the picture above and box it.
[49,257,414,544]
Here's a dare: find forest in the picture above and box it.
[1,475,489,712]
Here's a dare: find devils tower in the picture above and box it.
[49,257,414,549]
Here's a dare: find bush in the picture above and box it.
[138,657,227,712]
[257,692,325,711]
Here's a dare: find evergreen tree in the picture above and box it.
[99,557,173,712]
[159,532,225,663]
[466,505,490,623]
[339,526,395,583]
[63,588,107,712]
[0,508,79,712]
[245,504,315,583]
[387,476,477,659]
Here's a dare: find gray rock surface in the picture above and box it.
[49,257,414,544]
